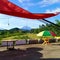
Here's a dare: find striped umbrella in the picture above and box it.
[37,31,56,37]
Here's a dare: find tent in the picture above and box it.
[0,0,60,19]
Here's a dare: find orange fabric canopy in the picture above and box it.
[0,0,60,19]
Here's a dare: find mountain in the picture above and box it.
[0,28,6,30]
[21,26,32,31]
[10,27,20,30]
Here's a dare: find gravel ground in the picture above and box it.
[0,43,60,60]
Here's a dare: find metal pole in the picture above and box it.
[42,19,60,29]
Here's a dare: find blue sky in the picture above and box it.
[0,0,60,30]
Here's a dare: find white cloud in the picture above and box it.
[0,21,8,29]
[18,0,60,9]
[0,14,44,29]
[45,8,60,13]
[18,0,30,3]
[18,0,35,7]
[18,0,31,10]
[38,0,60,7]
[18,0,24,3]
[18,0,23,3]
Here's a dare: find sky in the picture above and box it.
[0,0,60,30]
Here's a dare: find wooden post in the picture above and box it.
[7,41,8,50]
[13,41,15,49]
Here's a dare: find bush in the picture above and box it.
[20,36,30,39]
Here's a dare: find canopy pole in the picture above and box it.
[42,19,60,29]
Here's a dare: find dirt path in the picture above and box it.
[0,43,60,60]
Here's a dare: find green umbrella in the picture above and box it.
[37,30,56,37]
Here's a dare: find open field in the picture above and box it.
[1,33,39,40]
[0,43,60,60]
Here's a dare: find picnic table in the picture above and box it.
[2,40,16,50]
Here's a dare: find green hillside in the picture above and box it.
[0,20,60,42]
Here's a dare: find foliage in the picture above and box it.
[0,19,60,41]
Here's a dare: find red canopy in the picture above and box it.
[0,0,60,19]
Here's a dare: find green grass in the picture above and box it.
[1,33,55,41]
[2,33,39,40]
[26,33,39,39]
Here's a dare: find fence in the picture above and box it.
[0,39,56,46]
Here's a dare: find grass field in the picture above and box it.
[2,33,39,40]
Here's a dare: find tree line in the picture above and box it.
[0,20,60,40]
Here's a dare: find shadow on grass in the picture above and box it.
[0,47,43,60]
